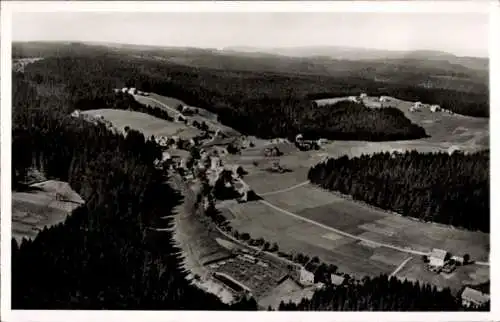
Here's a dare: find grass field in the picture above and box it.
[12,180,84,242]
[145,93,240,136]
[223,201,396,278]
[82,109,202,139]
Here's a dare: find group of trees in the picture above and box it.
[12,72,257,310]
[308,150,489,232]
[279,275,484,311]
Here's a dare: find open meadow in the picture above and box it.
[12,180,84,242]
[82,109,202,139]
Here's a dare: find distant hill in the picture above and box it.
[223,46,488,72]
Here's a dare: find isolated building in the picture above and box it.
[451,255,465,265]
[461,287,490,307]
[299,267,315,285]
[359,93,367,99]
[330,274,345,286]
[128,88,137,95]
[121,87,128,93]
[429,248,447,267]
[430,104,441,112]
[317,138,328,145]
[162,152,171,162]
[379,96,390,102]
[295,134,304,142]
[70,110,81,118]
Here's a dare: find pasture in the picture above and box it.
[12,180,84,242]
[82,109,202,139]
[222,201,397,278]
[266,184,489,262]
[145,93,240,136]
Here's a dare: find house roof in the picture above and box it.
[430,248,447,260]
[461,287,490,304]
[330,274,345,285]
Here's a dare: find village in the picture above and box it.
[67,88,490,309]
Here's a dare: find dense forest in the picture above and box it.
[11,74,257,310]
[308,151,489,232]
[279,275,484,311]
[13,43,489,117]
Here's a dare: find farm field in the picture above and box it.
[142,93,240,136]
[222,201,397,278]
[82,109,202,139]
[12,180,84,242]
[265,183,489,262]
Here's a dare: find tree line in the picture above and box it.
[279,274,488,311]
[18,52,441,141]
[12,75,257,310]
[308,150,489,232]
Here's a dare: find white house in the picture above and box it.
[359,93,367,99]
[295,134,304,142]
[299,267,315,285]
[429,248,447,267]
[128,87,137,95]
[70,110,81,118]
[162,152,171,162]
[330,274,345,286]
[461,287,490,307]
[317,138,328,145]
[121,87,128,93]
[379,96,390,102]
[413,101,423,109]
[430,104,441,112]
[210,157,221,171]
[451,255,465,265]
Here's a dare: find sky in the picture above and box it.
[12,12,489,57]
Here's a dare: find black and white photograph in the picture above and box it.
[0,1,497,320]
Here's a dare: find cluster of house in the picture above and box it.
[294,134,327,151]
[427,248,465,274]
[409,101,444,113]
[70,110,115,131]
[120,87,149,96]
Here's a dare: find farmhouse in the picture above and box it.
[299,267,315,285]
[317,138,328,145]
[348,96,358,102]
[429,248,447,267]
[121,87,128,93]
[359,93,367,99]
[128,87,137,95]
[451,255,465,265]
[71,110,81,118]
[461,287,490,308]
[430,104,441,112]
[379,96,390,102]
[295,134,304,142]
[330,274,345,286]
